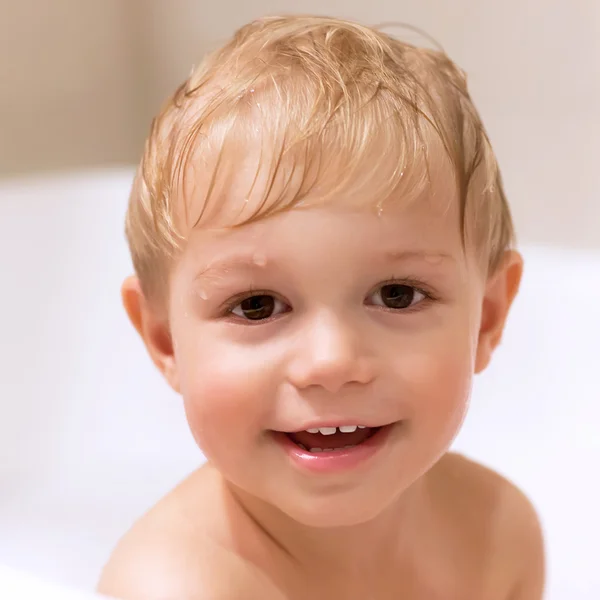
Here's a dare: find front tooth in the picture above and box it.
[318,427,337,435]
[357,425,366,429]
[307,428,320,434]
[310,447,323,453]
[339,425,357,433]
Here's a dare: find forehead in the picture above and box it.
[176,144,464,281]
[180,184,464,278]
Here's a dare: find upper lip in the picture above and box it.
[279,419,399,433]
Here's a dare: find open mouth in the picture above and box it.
[284,424,386,454]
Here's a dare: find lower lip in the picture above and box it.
[274,424,396,474]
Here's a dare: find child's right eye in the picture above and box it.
[230,294,288,321]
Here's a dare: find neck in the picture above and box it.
[223,475,431,578]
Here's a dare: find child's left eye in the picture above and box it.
[230,294,287,321]
[369,284,427,310]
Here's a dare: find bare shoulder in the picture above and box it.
[97,467,285,600]
[97,530,283,600]
[433,453,545,598]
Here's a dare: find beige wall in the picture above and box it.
[0,0,144,174]
[1,0,598,248]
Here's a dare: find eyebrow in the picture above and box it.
[194,254,269,283]
[194,249,453,283]
[384,250,454,264]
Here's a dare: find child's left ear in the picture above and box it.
[475,250,524,373]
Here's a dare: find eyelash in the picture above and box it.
[219,277,439,324]
[372,277,438,307]
[221,286,281,322]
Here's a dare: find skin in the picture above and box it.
[98,153,544,599]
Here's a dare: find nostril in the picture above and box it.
[286,342,376,393]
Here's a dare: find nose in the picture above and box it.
[286,312,376,394]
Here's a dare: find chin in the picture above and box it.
[276,489,395,528]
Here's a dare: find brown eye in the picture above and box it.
[231,294,284,321]
[371,284,425,310]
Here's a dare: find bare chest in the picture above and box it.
[268,548,510,600]
[278,573,509,600]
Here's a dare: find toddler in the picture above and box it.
[98,15,544,600]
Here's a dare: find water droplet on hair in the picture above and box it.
[376,202,384,217]
[249,88,255,93]
[253,253,267,267]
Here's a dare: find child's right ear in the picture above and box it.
[121,276,180,393]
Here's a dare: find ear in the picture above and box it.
[121,276,180,393]
[475,251,524,374]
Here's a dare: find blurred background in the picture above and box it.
[0,1,599,599]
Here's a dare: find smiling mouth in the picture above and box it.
[285,424,386,453]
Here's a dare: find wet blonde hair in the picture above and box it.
[126,15,515,303]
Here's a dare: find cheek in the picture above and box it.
[173,330,277,456]
[397,327,475,431]
[389,338,473,480]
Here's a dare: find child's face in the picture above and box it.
[162,171,493,527]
